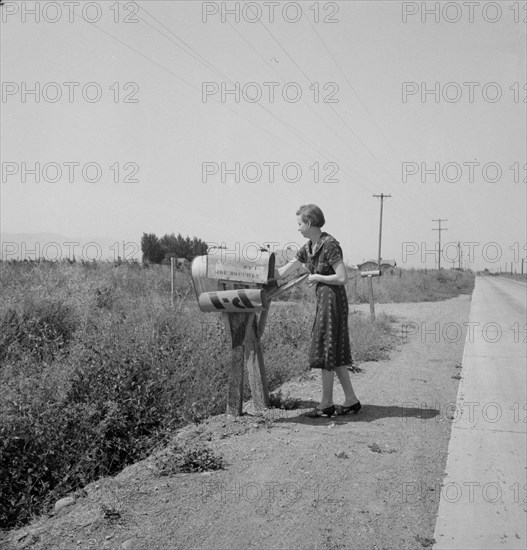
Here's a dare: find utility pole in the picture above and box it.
[457,241,462,270]
[373,193,391,271]
[432,219,448,270]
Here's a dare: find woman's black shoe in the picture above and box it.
[306,405,335,418]
[339,401,361,415]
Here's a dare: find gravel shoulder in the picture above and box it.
[2,295,472,550]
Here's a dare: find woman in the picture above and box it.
[275,204,361,418]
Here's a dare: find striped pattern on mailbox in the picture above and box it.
[198,289,267,312]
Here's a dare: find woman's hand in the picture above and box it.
[307,274,320,286]
[276,258,301,280]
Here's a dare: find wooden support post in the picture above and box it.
[224,311,271,415]
[256,300,271,338]
[227,345,245,416]
[368,276,375,321]
[244,313,270,411]
[225,313,249,416]
[170,257,176,306]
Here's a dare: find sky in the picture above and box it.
[0,0,525,271]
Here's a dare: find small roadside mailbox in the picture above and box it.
[357,260,396,320]
[191,249,307,416]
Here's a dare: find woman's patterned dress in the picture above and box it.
[297,233,353,371]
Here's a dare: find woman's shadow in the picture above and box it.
[268,399,440,425]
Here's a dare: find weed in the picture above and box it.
[154,443,224,475]
[269,390,302,410]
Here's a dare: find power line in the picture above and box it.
[237,3,442,245]
[69,5,343,169]
[138,4,232,82]
[240,0,395,185]
[135,3,393,196]
[303,8,402,165]
[135,4,355,174]
[223,20,392,191]
[225,18,380,178]
[299,3,441,226]
[139,0,403,197]
[70,3,420,237]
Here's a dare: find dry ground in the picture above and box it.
[2,295,471,550]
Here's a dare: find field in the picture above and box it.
[0,261,474,530]
[492,272,527,282]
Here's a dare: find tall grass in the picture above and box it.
[346,268,474,303]
[0,261,471,529]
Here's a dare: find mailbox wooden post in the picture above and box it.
[358,260,396,321]
[218,306,270,415]
[191,251,305,416]
[360,269,381,321]
[243,312,270,411]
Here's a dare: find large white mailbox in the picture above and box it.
[191,250,275,313]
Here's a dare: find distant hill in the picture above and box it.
[0,233,141,261]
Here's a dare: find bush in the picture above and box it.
[0,299,77,362]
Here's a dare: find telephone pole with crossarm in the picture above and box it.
[432,218,448,270]
[373,193,391,271]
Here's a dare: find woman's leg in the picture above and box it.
[335,366,358,406]
[320,369,335,408]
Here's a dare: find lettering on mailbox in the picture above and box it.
[207,254,273,284]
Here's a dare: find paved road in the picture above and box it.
[434,276,527,549]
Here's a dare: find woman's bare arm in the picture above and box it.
[275,258,302,280]
[307,260,348,286]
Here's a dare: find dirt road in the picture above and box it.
[5,295,471,550]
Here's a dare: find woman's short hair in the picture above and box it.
[296,204,325,228]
